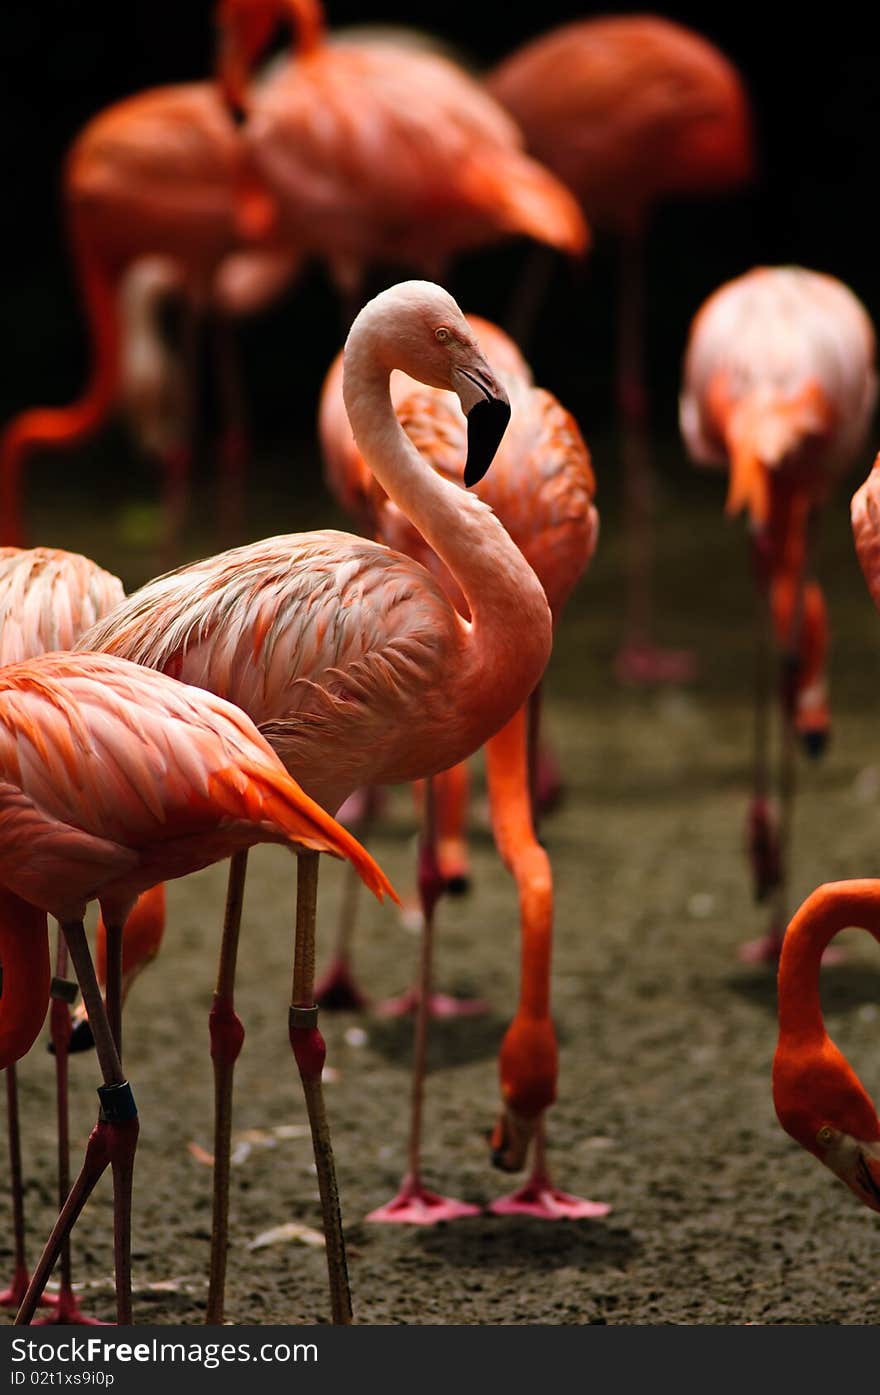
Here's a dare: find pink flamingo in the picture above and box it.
[489,14,754,684]
[80,280,553,1309]
[317,314,605,1220]
[217,0,588,308]
[1,652,394,1327]
[680,267,877,962]
[0,546,125,1322]
[0,64,291,556]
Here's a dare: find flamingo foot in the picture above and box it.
[375,987,489,1019]
[315,958,369,1012]
[35,1286,107,1325]
[489,1174,611,1220]
[614,642,698,687]
[0,1268,57,1309]
[367,1174,481,1225]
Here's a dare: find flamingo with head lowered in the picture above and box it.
[681,266,877,963]
[79,281,554,1316]
[773,882,880,1211]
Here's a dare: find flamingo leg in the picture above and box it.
[741,542,807,965]
[205,850,248,1326]
[744,535,782,915]
[368,779,480,1226]
[288,851,353,1324]
[378,772,487,1020]
[15,919,137,1327]
[212,312,249,549]
[490,1118,611,1220]
[35,930,104,1325]
[315,792,377,1011]
[0,1064,41,1309]
[613,226,696,687]
[484,706,610,1219]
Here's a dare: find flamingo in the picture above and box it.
[489,14,754,684]
[317,314,604,1220]
[0,69,288,556]
[68,888,167,1055]
[0,545,126,1321]
[773,881,880,1211]
[79,279,552,1311]
[680,267,877,963]
[216,0,588,307]
[0,651,394,1327]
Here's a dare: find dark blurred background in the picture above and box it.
[2,2,879,507]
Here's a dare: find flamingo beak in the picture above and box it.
[489,1107,537,1173]
[455,368,511,487]
[853,1150,880,1212]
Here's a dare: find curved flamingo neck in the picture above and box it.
[0,209,119,545]
[0,889,50,1070]
[284,0,324,55]
[778,880,880,1045]
[342,321,551,702]
[486,705,551,1021]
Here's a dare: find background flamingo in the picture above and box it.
[0,545,125,1322]
[681,266,877,963]
[0,651,393,1327]
[218,0,588,310]
[489,14,754,684]
[80,281,552,1312]
[0,72,279,556]
[318,313,603,1218]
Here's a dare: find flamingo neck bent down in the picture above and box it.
[342,324,552,721]
[777,880,880,1047]
[0,888,50,1070]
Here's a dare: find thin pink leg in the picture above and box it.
[489,1120,611,1220]
[0,1064,55,1309]
[15,919,138,1326]
[315,791,377,1012]
[368,779,481,1225]
[36,931,105,1325]
[613,226,696,687]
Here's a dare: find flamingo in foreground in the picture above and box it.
[1,652,393,1327]
[318,314,604,1219]
[80,281,552,1313]
[680,266,877,962]
[489,14,753,684]
[773,881,880,1211]
[0,546,128,1321]
[217,0,588,305]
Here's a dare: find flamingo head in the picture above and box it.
[346,281,511,487]
[489,1017,558,1172]
[773,1039,880,1213]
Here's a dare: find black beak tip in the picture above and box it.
[464,397,511,488]
[68,1019,95,1054]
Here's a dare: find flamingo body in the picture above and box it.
[489,14,753,230]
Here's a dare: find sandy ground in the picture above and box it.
[2,455,880,1325]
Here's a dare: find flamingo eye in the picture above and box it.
[434,327,451,344]
[817,1125,835,1146]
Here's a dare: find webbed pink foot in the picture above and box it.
[367,1174,481,1225]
